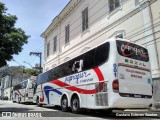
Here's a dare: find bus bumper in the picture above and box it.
[110,96,153,109]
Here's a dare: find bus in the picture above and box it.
[13,77,36,103]
[33,38,153,113]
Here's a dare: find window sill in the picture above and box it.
[108,6,122,18]
[53,51,57,55]
[64,42,70,48]
[81,28,90,37]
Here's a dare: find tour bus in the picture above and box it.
[13,77,36,103]
[33,37,153,113]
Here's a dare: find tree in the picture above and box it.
[0,2,29,67]
[23,68,37,76]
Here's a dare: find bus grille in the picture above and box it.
[95,93,108,106]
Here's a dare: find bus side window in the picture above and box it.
[95,42,110,66]
[83,49,95,70]
[48,69,55,81]
[71,55,84,73]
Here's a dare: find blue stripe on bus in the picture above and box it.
[44,86,62,104]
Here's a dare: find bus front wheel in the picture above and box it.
[18,97,21,104]
[61,96,68,112]
[71,96,80,113]
[36,97,42,107]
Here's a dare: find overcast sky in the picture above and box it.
[0,0,69,68]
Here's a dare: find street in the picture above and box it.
[0,100,159,120]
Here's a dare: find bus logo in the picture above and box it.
[121,43,148,58]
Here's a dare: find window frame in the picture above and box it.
[65,24,70,44]
[108,0,121,13]
[53,36,57,52]
[82,7,89,32]
[47,42,50,57]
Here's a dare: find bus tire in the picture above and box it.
[36,97,42,107]
[61,96,68,112]
[18,97,21,104]
[71,96,80,113]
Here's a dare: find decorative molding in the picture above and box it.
[63,57,70,62]
[81,47,90,53]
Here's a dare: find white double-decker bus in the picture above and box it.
[33,38,153,113]
[13,78,35,103]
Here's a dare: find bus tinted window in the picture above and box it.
[21,81,27,88]
[116,40,149,62]
[14,83,22,90]
[37,72,48,84]
[95,42,110,66]
[71,55,84,73]
[84,49,95,70]
[37,42,110,84]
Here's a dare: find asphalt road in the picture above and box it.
[0,100,159,120]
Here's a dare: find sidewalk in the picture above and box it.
[152,102,160,111]
[0,100,12,104]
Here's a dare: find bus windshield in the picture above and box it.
[116,40,149,62]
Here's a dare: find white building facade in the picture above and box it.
[42,0,160,107]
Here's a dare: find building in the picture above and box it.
[0,72,31,100]
[41,0,160,108]
[0,75,12,100]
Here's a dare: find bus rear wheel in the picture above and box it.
[61,96,68,112]
[36,97,42,107]
[71,96,80,113]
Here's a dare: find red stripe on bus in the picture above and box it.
[40,84,44,102]
[50,67,104,94]
[50,80,96,94]
[93,67,104,81]
[40,67,105,102]
[93,67,105,92]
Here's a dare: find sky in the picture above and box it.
[0,0,69,68]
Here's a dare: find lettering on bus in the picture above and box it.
[121,43,148,57]
[125,59,146,67]
[117,41,149,62]
[113,63,117,77]
[131,74,142,79]
[64,71,91,84]
[126,69,146,75]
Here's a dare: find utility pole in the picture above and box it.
[30,52,42,73]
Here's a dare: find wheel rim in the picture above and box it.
[73,99,78,111]
[62,98,67,109]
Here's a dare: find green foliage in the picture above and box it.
[23,68,37,76]
[0,2,30,67]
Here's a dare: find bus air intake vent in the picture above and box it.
[95,93,108,106]
[95,82,107,93]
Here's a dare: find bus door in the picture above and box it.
[116,40,152,98]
